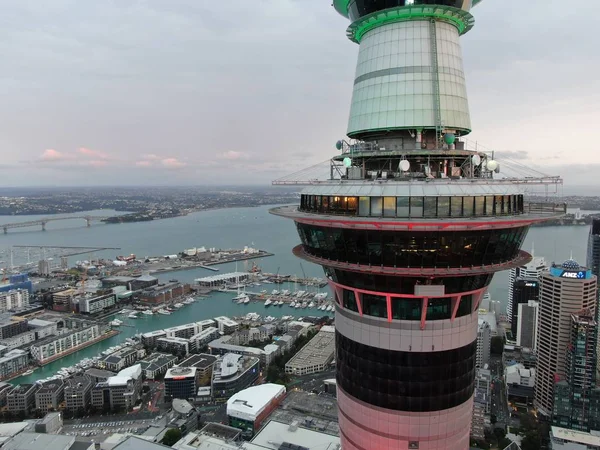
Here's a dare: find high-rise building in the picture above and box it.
[517,300,539,350]
[270,1,563,448]
[476,321,491,369]
[553,310,600,431]
[508,256,547,328]
[535,260,597,418]
[587,219,600,282]
[511,278,540,339]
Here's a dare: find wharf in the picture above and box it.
[145,251,274,275]
[37,329,120,366]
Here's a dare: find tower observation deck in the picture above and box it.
[271,1,563,449]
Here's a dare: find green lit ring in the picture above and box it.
[346,5,475,43]
[333,1,484,19]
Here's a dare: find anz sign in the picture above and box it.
[561,271,586,279]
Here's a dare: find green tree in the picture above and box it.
[161,428,182,446]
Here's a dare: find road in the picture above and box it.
[490,356,509,429]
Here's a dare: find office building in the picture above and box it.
[553,310,598,431]
[168,399,199,434]
[177,354,217,381]
[511,277,540,338]
[208,336,265,363]
[476,321,491,369]
[7,384,38,413]
[550,426,600,450]
[51,289,79,312]
[91,365,142,411]
[79,293,116,315]
[2,433,76,450]
[244,420,341,450]
[270,1,564,447]
[64,375,92,411]
[0,290,29,313]
[138,353,178,379]
[211,353,259,402]
[34,412,63,434]
[226,384,286,438]
[164,367,198,401]
[587,218,600,285]
[285,326,335,376]
[99,346,138,372]
[517,300,540,350]
[505,364,535,405]
[508,255,547,326]
[85,368,116,383]
[535,260,597,418]
[214,317,239,335]
[0,316,29,340]
[35,380,64,411]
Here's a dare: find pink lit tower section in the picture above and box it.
[271,1,563,448]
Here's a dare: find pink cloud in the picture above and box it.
[143,154,161,161]
[221,151,247,161]
[41,149,68,161]
[78,147,109,159]
[135,161,152,167]
[161,158,186,169]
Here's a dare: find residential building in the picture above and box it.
[227,384,286,438]
[511,277,540,338]
[7,384,38,413]
[141,330,167,349]
[139,282,189,305]
[508,255,547,327]
[207,336,265,363]
[156,337,189,356]
[535,260,597,418]
[517,300,540,350]
[0,349,29,380]
[30,324,100,363]
[0,290,29,313]
[51,289,79,312]
[476,321,491,369]
[214,317,239,334]
[138,353,178,379]
[0,274,33,295]
[196,320,216,331]
[35,380,64,411]
[188,328,219,353]
[64,375,92,411]
[285,326,335,376]
[211,354,259,402]
[164,323,198,340]
[79,294,116,315]
[0,317,29,340]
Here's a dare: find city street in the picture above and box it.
[490,356,509,428]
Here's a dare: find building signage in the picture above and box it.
[524,282,537,287]
[561,271,585,279]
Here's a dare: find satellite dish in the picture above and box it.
[336,140,343,151]
[399,160,410,172]
[343,157,352,168]
[486,160,498,171]
[471,155,481,166]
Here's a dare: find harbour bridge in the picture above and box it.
[0,215,112,234]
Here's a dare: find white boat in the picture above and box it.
[297,291,305,298]
[261,290,268,294]
[184,298,195,305]
[264,299,272,307]
[277,300,284,306]
[308,302,315,308]
[244,297,250,304]
[143,310,153,316]
[326,305,334,312]
[109,319,123,326]
[290,302,296,308]
[128,313,138,319]
[282,290,290,296]
[23,369,34,376]
[157,309,171,315]
[295,303,301,309]
[265,316,275,322]
[174,303,184,308]
[301,302,308,309]
[272,290,279,295]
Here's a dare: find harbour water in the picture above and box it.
[0,205,592,384]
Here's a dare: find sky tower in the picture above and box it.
[271,1,564,448]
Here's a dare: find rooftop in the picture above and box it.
[165,367,197,380]
[112,436,171,450]
[65,376,92,392]
[172,398,195,416]
[195,273,248,283]
[139,353,178,372]
[85,368,116,379]
[213,354,259,383]
[36,380,64,394]
[227,384,286,422]
[208,337,264,356]
[551,426,600,446]
[3,433,75,450]
[9,384,36,396]
[269,391,339,437]
[142,330,167,338]
[0,423,29,438]
[214,316,238,327]
[285,328,336,370]
[178,354,217,369]
[243,420,340,450]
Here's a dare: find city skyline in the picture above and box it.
[0,0,598,187]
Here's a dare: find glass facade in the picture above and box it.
[327,269,492,294]
[297,223,528,268]
[336,331,476,411]
[300,194,524,218]
[348,0,472,21]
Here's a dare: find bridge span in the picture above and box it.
[0,215,112,233]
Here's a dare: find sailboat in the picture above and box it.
[233,263,250,303]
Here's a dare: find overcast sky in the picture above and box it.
[0,0,598,190]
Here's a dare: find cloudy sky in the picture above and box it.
[0,0,598,189]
